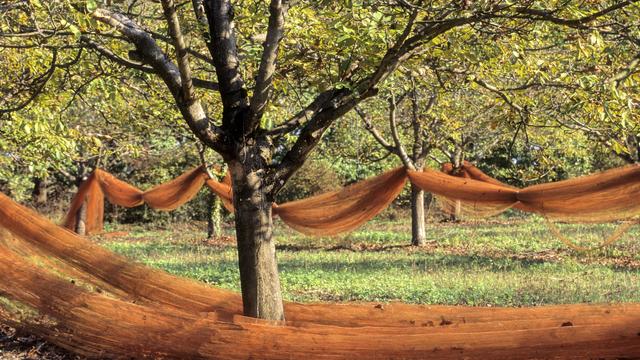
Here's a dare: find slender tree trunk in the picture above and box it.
[450,146,463,222]
[32,176,48,209]
[452,200,462,222]
[627,134,640,163]
[207,192,222,239]
[75,198,87,236]
[229,157,284,321]
[410,183,426,246]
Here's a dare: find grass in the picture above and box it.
[99,214,640,307]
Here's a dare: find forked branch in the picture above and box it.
[90,7,228,154]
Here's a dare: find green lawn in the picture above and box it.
[100,215,640,306]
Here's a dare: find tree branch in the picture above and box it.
[90,7,228,154]
[197,142,215,179]
[410,79,435,167]
[473,78,524,113]
[354,106,398,155]
[161,0,196,101]
[270,11,490,192]
[514,1,639,29]
[249,0,288,129]
[80,36,219,91]
[269,88,354,192]
[144,29,214,64]
[0,49,57,114]
[192,0,209,25]
[267,89,341,136]
[612,51,640,88]
[0,1,28,13]
[555,115,637,164]
[388,94,414,170]
[355,13,485,96]
[204,0,249,133]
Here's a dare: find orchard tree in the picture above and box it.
[356,74,438,246]
[1,0,637,320]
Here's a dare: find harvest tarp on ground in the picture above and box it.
[0,193,639,358]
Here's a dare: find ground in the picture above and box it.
[0,325,81,360]
[2,213,639,358]
[102,215,640,305]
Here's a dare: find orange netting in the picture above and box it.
[64,162,640,240]
[64,166,408,237]
[64,167,210,234]
[431,161,639,250]
[275,167,408,235]
[410,161,640,222]
[205,174,234,213]
[1,193,639,358]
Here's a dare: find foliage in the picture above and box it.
[276,158,342,203]
[1,1,638,200]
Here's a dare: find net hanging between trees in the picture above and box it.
[436,161,640,250]
[435,161,640,222]
[64,163,640,241]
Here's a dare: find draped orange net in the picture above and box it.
[433,161,640,222]
[2,163,640,357]
[64,166,212,233]
[433,161,639,250]
[274,167,408,235]
[63,166,408,237]
[63,162,640,240]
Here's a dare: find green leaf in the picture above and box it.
[86,0,98,12]
[611,141,627,155]
[60,19,82,40]
[69,24,81,39]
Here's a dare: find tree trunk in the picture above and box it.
[449,147,463,222]
[32,176,48,209]
[113,205,120,224]
[207,192,222,239]
[451,200,462,222]
[627,134,640,163]
[410,183,427,246]
[75,198,87,236]
[229,158,285,321]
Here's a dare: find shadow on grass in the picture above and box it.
[111,241,640,280]
[276,243,412,252]
[154,252,578,278]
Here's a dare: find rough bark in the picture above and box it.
[229,145,284,321]
[410,183,426,246]
[408,83,432,247]
[625,134,640,163]
[450,146,463,222]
